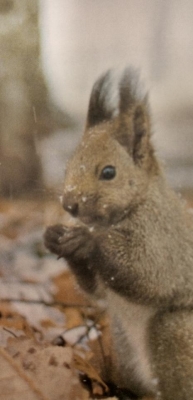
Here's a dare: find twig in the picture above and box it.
[3,327,18,338]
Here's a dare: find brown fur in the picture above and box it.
[44,68,193,399]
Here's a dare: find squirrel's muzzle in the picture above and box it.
[62,195,79,217]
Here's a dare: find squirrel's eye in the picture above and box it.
[100,165,116,180]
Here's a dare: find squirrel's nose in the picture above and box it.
[62,198,79,217]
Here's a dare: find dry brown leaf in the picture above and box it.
[40,319,57,329]
[52,270,94,340]
[5,336,88,400]
[0,308,35,338]
[73,352,109,397]
[64,307,84,330]
[53,270,88,306]
[0,347,48,400]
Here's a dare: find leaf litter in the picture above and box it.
[0,198,119,400]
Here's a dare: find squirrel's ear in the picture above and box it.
[131,103,151,166]
[114,68,152,167]
[86,68,154,168]
[86,69,120,127]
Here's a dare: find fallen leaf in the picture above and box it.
[73,353,109,397]
[0,308,34,337]
[53,270,88,306]
[0,347,48,400]
[5,336,88,400]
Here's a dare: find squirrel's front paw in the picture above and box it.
[44,224,95,261]
[44,224,65,256]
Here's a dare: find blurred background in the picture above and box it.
[0,0,193,198]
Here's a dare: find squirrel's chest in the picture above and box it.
[107,290,157,393]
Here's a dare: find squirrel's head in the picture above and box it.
[62,68,160,225]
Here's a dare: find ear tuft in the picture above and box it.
[86,67,156,171]
[87,67,148,128]
[87,69,120,127]
[119,67,147,113]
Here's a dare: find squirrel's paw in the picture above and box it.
[44,224,95,261]
[44,224,66,256]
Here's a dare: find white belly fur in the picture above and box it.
[107,289,157,392]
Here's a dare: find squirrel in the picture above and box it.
[44,68,193,400]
